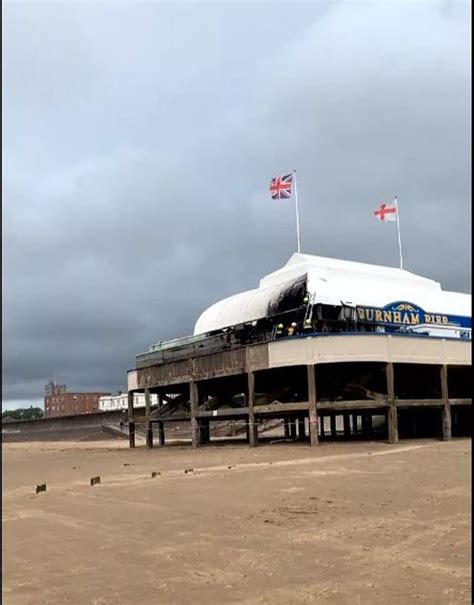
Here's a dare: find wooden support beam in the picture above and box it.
[387,406,398,443]
[127,390,135,421]
[157,394,165,446]
[307,364,319,446]
[247,371,258,447]
[196,407,249,419]
[440,364,452,441]
[449,398,472,406]
[127,391,135,448]
[152,414,191,422]
[394,398,472,407]
[386,362,398,443]
[154,397,468,419]
[256,401,310,414]
[145,388,153,449]
[152,393,188,419]
[190,381,200,449]
[164,393,469,424]
[395,399,445,408]
[283,417,291,438]
[318,400,388,410]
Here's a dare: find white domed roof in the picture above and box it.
[193,253,470,335]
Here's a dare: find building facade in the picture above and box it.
[44,381,110,418]
[98,392,157,412]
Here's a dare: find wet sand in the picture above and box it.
[2,438,471,604]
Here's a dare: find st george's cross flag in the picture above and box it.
[374,202,397,222]
[269,173,293,199]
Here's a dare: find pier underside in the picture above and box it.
[127,335,471,448]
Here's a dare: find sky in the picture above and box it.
[2,0,471,410]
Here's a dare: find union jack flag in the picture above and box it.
[269,173,293,199]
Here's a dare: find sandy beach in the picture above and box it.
[2,438,471,604]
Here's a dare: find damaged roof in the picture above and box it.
[193,253,471,335]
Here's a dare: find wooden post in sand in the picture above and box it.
[386,362,398,443]
[307,364,319,446]
[440,364,452,441]
[127,391,135,448]
[247,371,258,447]
[145,388,153,449]
[190,381,200,449]
[157,393,165,446]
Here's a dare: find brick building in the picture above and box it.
[44,380,110,418]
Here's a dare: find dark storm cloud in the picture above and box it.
[3,1,470,407]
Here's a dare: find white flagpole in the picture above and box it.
[293,169,301,253]
[394,196,403,270]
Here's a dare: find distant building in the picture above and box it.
[44,380,110,418]
[44,380,67,397]
[98,392,158,412]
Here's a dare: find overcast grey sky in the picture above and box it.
[2,1,471,409]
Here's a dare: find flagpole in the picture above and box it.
[293,169,301,253]
[394,196,403,270]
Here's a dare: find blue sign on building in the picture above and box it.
[356,301,471,330]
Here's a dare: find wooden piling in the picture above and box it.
[307,364,319,446]
[190,381,200,449]
[247,371,258,447]
[440,364,452,441]
[157,393,165,446]
[127,391,135,448]
[386,362,398,443]
[145,388,153,449]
